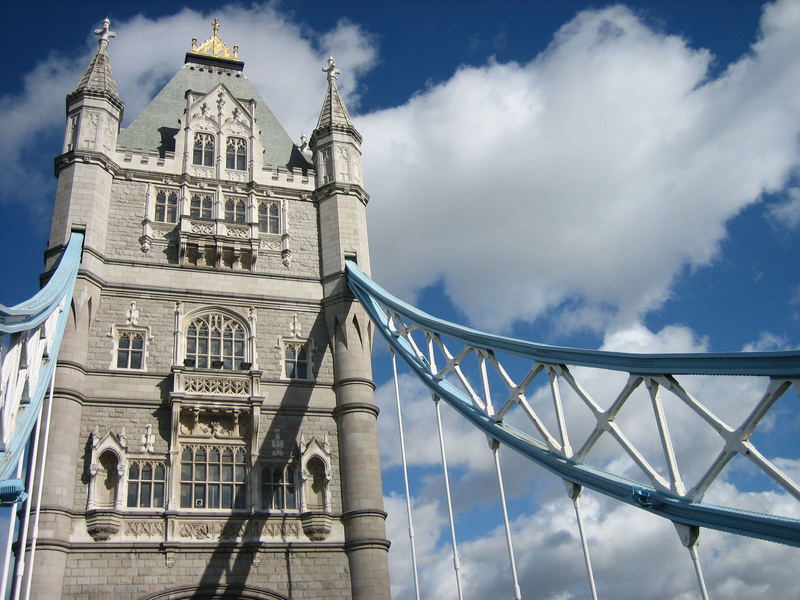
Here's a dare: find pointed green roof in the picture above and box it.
[118,61,310,171]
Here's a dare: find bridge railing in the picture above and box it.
[346,260,800,548]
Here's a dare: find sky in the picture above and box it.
[1,1,799,598]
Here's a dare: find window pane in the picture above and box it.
[234,485,246,508]
[222,448,233,462]
[209,464,220,481]
[153,482,164,507]
[235,465,245,482]
[208,484,220,508]
[116,349,128,369]
[222,485,233,508]
[181,463,192,481]
[194,484,205,508]
[140,482,152,508]
[129,464,139,479]
[127,482,138,507]
[155,464,165,480]
[194,464,206,481]
[196,447,206,462]
[297,363,307,379]
[182,447,193,461]
[132,335,144,350]
[142,463,152,480]
[119,334,130,349]
[181,484,192,508]
[222,464,233,482]
[286,485,296,509]
[130,351,142,369]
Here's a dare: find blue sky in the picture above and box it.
[1,1,798,598]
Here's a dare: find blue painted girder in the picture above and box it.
[346,260,800,547]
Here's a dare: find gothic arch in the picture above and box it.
[141,584,288,600]
[178,307,253,370]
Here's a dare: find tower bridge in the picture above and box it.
[0,17,798,600]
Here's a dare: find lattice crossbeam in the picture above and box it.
[347,260,800,546]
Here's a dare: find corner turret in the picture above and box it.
[50,18,123,259]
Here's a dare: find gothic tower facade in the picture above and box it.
[27,19,390,599]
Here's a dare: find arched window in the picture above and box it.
[190,193,214,219]
[261,464,296,510]
[185,313,246,369]
[116,331,144,369]
[155,190,178,223]
[258,201,280,234]
[127,461,166,508]
[284,342,308,379]
[193,132,215,166]
[226,137,247,171]
[224,198,246,223]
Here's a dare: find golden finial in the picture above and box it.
[187,18,241,62]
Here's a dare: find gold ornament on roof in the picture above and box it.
[190,18,239,61]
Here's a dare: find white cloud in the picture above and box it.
[360,0,800,331]
[768,187,800,229]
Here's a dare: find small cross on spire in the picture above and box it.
[94,18,116,52]
[212,17,220,37]
[323,56,340,83]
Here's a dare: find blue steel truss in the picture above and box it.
[0,232,83,486]
[346,260,800,547]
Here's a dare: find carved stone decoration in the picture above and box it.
[125,520,165,538]
[300,512,332,542]
[178,406,248,438]
[86,510,122,541]
[174,519,299,541]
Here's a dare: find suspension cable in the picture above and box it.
[566,483,598,600]
[427,337,464,599]
[491,441,522,600]
[11,403,43,600]
[391,350,421,600]
[22,367,56,600]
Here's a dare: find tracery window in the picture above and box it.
[185,313,246,370]
[127,461,166,508]
[225,198,247,223]
[193,132,215,166]
[155,189,178,223]
[226,137,247,171]
[116,330,145,370]
[180,445,247,509]
[190,193,214,219]
[284,342,309,380]
[258,201,280,234]
[261,464,296,510]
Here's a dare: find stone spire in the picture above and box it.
[68,18,122,112]
[315,57,360,140]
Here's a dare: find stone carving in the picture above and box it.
[182,374,251,395]
[178,407,248,438]
[192,223,214,235]
[141,423,155,453]
[260,239,280,251]
[300,512,332,541]
[225,225,249,239]
[86,510,122,541]
[176,519,299,540]
[125,520,164,538]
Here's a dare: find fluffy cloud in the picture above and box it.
[379,319,800,598]
[360,1,800,331]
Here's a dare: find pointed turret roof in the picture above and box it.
[314,57,361,141]
[68,18,123,111]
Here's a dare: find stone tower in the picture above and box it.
[26,19,390,600]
